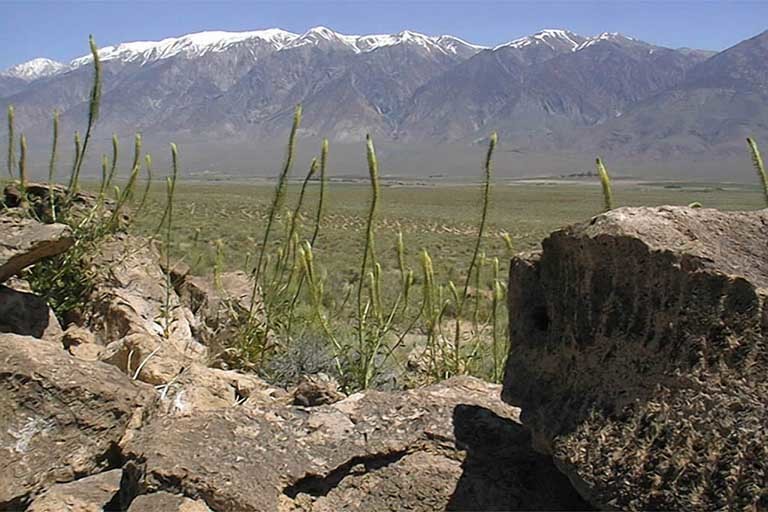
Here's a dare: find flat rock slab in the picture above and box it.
[0,334,156,508]
[503,206,768,510]
[28,469,122,512]
[123,376,586,512]
[0,215,73,282]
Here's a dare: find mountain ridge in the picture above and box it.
[1,26,662,78]
[1,26,766,179]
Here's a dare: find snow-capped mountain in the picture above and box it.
[64,27,485,68]
[492,29,639,54]
[0,26,489,136]
[280,26,485,56]
[494,28,586,51]
[1,57,70,81]
[2,26,767,177]
[68,29,299,67]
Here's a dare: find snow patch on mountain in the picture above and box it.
[575,32,636,51]
[62,26,484,68]
[495,29,583,51]
[282,26,359,51]
[283,27,487,55]
[1,58,69,81]
[435,35,489,54]
[71,29,300,66]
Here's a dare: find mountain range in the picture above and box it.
[1,27,767,179]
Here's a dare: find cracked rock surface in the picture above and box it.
[503,206,768,510]
[85,234,206,360]
[123,376,587,511]
[0,333,156,509]
[1,327,586,511]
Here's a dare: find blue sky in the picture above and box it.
[1,0,767,69]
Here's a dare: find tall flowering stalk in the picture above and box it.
[160,143,180,339]
[249,104,301,321]
[747,138,767,207]
[6,105,15,179]
[596,157,613,212]
[355,134,381,386]
[68,35,102,196]
[48,111,60,221]
[451,132,497,375]
[18,134,27,205]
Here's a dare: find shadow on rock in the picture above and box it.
[0,284,61,339]
[447,404,590,511]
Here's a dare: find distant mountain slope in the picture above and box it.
[582,30,768,160]
[401,32,710,145]
[1,27,766,178]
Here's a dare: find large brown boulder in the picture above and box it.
[123,376,586,511]
[0,333,156,508]
[85,234,205,358]
[503,206,768,510]
[0,215,73,282]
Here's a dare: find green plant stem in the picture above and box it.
[310,139,329,247]
[66,131,82,211]
[48,111,59,221]
[596,157,614,212]
[747,138,768,207]
[453,132,497,374]
[7,105,15,179]
[249,104,301,320]
[106,135,119,191]
[136,154,153,214]
[68,35,101,196]
[356,134,380,386]
[299,241,344,378]
[18,134,27,202]
[162,143,179,339]
[271,158,317,297]
[287,140,329,333]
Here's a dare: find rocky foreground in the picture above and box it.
[1,188,766,510]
